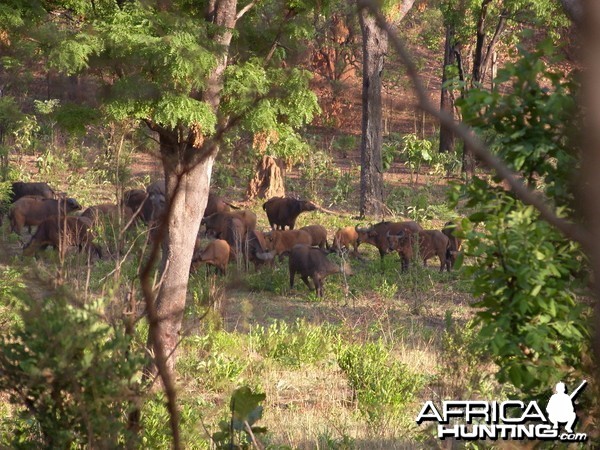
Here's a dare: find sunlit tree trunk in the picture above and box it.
[148,0,237,375]
[439,24,457,153]
[358,10,387,217]
[358,1,415,217]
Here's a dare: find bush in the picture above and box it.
[399,134,433,184]
[142,393,210,450]
[336,341,424,426]
[250,319,335,367]
[0,291,144,448]
[211,386,268,450]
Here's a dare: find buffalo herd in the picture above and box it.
[3,180,463,297]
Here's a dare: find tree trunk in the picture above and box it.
[581,0,600,396]
[358,9,387,218]
[439,24,457,153]
[472,0,492,85]
[147,0,238,375]
[153,144,215,374]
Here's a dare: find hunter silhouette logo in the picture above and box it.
[546,380,586,434]
[416,380,588,442]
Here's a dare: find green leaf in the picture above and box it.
[230,386,266,421]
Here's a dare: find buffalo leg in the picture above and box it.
[314,276,323,297]
[401,256,409,272]
[301,275,312,290]
[443,255,451,272]
[290,269,296,288]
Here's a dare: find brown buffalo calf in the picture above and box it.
[205,192,234,218]
[191,239,231,275]
[202,210,255,238]
[442,221,463,267]
[388,229,451,272]
[300,224,329,249]
[9,197,82,234]
[82,203,134,229]
[332,226,359,255]
[264,229,312,259]
[356,221,423,260]
[244,229,275,270]
[23,216,101,259]
[123,189,148,221]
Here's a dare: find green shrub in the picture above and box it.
[440,312,497,399]
[332,134,357,158]
[250,319,335,367]
[142,393,210,450]
[329,168,355,207]
[299,150,333,201]
[336,341,424,426]
[211,386,267,450]
[399,134,433,184]
[245,265,290,295]
[0,292,144,448]
[0,266,25,329]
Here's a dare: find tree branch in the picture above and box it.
[236,1,256,21]
[139,191,182,450]
[357,0,592,249]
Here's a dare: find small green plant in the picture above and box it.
[382,142,397,172]
[336,341,424,426]
[142,393,210,449]
[318,430,355,449]
[440,312,495,399]
[299,150,333,201]
[374,278,398,300]
[211,386,268,450]
[400,134,433,184]
[249,319,335,367]
[429,150,462,178]
[36,149,67,177]
[183,350,248,392]
[329,168,354,206]
[33,99,61,148]
[0,266,25,328]
[332,134,357,158]
[245,264,289,295]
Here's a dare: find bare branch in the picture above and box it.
[236,1,256,20]
[139,191,182,450]
[357,0,592,249]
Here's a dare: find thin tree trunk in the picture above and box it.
[359,9,387,218]
[147,0,238,375]
[154,146,215,374]
[439,24,457,153]
[472,0,492,84]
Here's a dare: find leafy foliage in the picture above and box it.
[222,61,320,166]
[212,386,268,450]
[0,291,143,448]
[399,134,433,184]
[454,42,590,396]
[250,319,335,367]
[336,341,424,425]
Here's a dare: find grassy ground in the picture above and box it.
[0,149,505,449]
